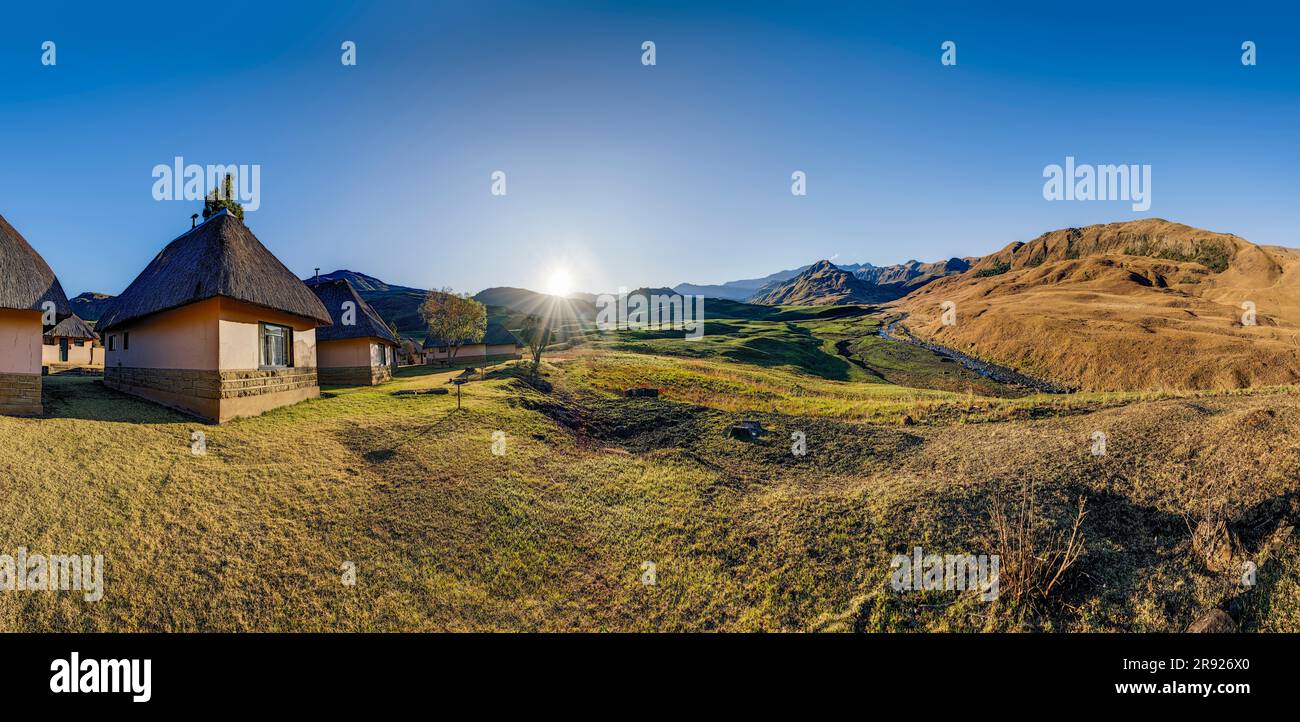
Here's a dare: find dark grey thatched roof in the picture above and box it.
[305,278,399,346]
[98,211,331,332]
[0,213,71,315]
[423,322,521,349]
[47,313,98,340]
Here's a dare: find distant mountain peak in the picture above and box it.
[673,264,813,300]
[675,253,976,303]
[68,291,117,322]
[307,269,395,292]
[748,260,892,306]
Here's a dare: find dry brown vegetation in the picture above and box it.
[898,219,1300,391]
[989,481,1087,609]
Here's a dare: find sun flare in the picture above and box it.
[543,267,573,298]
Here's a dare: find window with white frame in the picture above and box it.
[260,323,293,368]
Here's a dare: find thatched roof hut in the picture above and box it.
[0,213,71,316]
[98,210,330,333]
[46,313,98,341]
[305,278,399,345]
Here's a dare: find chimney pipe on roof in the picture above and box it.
[314,268,320,283]
[191,213,199,229]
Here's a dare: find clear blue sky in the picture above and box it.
[1,1,1297,296]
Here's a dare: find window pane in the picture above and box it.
[261,324,289,367]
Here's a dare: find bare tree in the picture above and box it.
[520,313,552,377]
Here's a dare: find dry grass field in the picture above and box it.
[2,312,1296,631]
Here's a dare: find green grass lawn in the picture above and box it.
[586,305,1026,395]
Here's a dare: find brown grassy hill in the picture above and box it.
[749,259,895,305]
[896,219,1300,392]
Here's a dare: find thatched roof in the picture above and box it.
[0,213,71,315]
[423,322,521,349]
[46,313,98,341]
[97,211,331,332]
[305,278,399,346]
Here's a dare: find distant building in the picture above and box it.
[96,210,332,423]
[422,322,522,364]
[0,214,71,415]
[42,313,103,368]
[396,338,423,366]
[305,278,399,385]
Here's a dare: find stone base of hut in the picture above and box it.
[104,366,320,423]
[0,371,42,416]
[317,364,393,387]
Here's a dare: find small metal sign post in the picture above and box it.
[452,378,466,409]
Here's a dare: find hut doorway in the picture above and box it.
[59,338,69,362]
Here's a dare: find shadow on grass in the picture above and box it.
[1224,490,1300,631]
[704,300,877,322]
[354,408,460,463]
[41,375,194,425]
[720,325,856,381]
[606,319,861,381]
[393,358,519,381]
[767,304,878,322]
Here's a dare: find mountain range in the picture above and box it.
[746,260,894,305]
[672,267,810,301]
[851,257,974,287]
[744,257,973,305]
[673,257,974,304]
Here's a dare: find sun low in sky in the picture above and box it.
[543,267,574,298]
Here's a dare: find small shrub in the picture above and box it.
[975,261,1012,278]
[988,480,1088,609]
[1194,242,1231,273]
